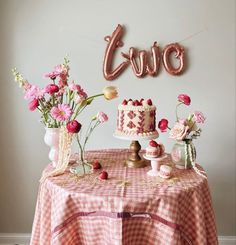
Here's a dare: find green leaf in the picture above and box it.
[86,98,94,105]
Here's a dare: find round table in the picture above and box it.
[30,149,218,245]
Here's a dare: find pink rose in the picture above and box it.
[178,94,191,106]
[169,122,189,140]
[193,111,206,123]
[66,120,82,133]
[97,111,108,123]
[45,84,59,94]
[158,119,169,132]
[28,98,39,111]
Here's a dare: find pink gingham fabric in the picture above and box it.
[30,149,218,245]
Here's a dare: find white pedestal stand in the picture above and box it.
[144,154,168,176]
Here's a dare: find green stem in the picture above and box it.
[82,120,100,152]
[175,102,183,121]
[86,93,104,101]
[76,134,86,174]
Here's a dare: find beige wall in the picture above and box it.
[0,0,235,236]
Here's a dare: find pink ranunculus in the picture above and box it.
[193,111,206,123]
[169,122,189,141]
[24,85,42,100]
[50,104,72,121]
[45,84,59,94]
[97,111,108,123]
[158,119,169,132]
[178,94,191,106]
[28,98,39,111]
[66,120,82,133]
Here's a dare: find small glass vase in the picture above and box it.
[171,139,196,169]
[70,151,93,175]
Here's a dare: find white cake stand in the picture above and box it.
[143,154,168,176]
[114,132,158,168]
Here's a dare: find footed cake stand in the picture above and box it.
[144,154,168,176]
[114,133,158,168]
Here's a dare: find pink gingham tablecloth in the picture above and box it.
[30,149,218,245]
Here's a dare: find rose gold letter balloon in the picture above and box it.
[146,42,161,76]
[103,24,130,81]
[122,47,147,77]
[162,43,185,75]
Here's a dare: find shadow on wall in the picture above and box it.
[0,1,46,232]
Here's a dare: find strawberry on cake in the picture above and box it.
[146,140,165,158]
[115,98,158,138]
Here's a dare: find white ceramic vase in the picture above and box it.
[44,128,60,167]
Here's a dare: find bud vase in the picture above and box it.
[171,139,196,169]
[44,128,60,167]
[70,150,93,175]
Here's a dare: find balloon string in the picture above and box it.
[177,28,208,44]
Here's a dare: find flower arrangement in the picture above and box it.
[13,58,118,174]
[71,111,109,174]
[158,94,206,141]
[12,57,118,129]
[158,94,206,176]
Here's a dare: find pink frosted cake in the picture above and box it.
[115,98,158,137]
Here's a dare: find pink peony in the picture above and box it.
[24,85,45,100]
[50,104,72,121]
[158,119,169,132]
[66,120,81,133]
[97,111,108,123]
[193,111,206,123]
[28,98,39,111]
[178,94,191,106]
[45,84,59,94]
[169,122,189,141]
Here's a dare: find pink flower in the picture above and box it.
[97,111,108,123]
[178,94,191,106]
[28,98,39,111]
[24,85,44,100]
[54,64,68,75]
[50,104,72,121]
[158,119,169,132]
[193,111,206,123]
[169,122,189,141]
[68,82,78,91]
[44,71,61,80]
[23,81,32,91]
[66,120,82,133]
[44,64,69,83]
[178,118,188,125]
[45,84,59,94]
